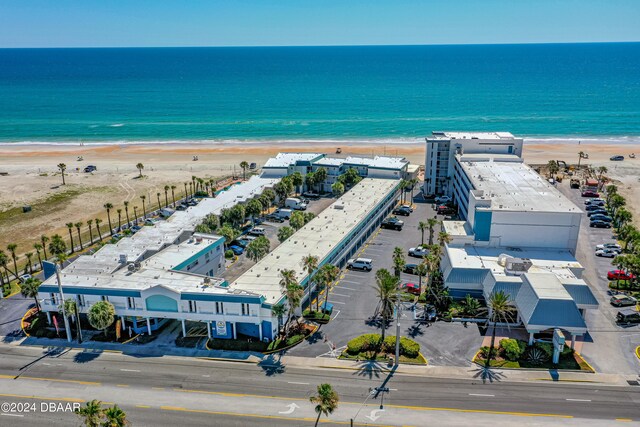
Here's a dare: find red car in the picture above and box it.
[403,282,421,296]
[607,270,636,281]
[582,190,600,197]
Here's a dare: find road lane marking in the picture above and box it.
[152,387,165,390]
[469,393,495,397]
[136,405,151,408]
[287,382,310,385]
[120,369,140,372]
[565,398,591,402]
[116,384,130,388]
[0,374,100,386]
[1,413,24,417]
[0,393,84,403]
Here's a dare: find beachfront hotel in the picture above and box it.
[37,153,409,341]
[428,131,598,343]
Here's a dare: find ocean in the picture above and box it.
[0,43,639,145]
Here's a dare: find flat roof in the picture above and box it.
[442,221,471,237]
[263,152,325,168]
[313,157,344,167]
[460,158,580,213]
[231,178,399,304]
[429,131,517,141]
[524,272,572,300]
[343,155,408,170]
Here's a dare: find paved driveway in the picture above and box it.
[556,181,640,374]
[290,193,484,366]
[0,293,30,343]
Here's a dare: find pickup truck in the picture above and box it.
[381,217,404,230]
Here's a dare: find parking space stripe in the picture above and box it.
[330,293,350,297]
[336,286,357,291]
[328,300,346,305]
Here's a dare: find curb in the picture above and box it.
[635,346,640,361]
[20,307,38,337]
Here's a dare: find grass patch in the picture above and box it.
[303,310,331,323]
[0,188,83,226]
[473,340,592,371]
[339,351,427,365]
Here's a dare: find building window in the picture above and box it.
[188,300,197,313]
[77,295,85,307]
[215,302,224,314]
[241,303,250,316]
[127,297,135,309]
[101,295,108,302]
[50,293,57,305]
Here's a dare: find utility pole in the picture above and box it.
[395,294,400,367]
[55,263,72,343]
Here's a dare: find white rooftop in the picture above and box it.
[313,157,345,167]
[442,221,472,237]
[461,158,580,213]
[429,131,517,140]
[343,156,408,170]
[523,273,572,300]
[263,152,325,168]
[231,178,399,304]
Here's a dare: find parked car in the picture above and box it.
[595,249,618,258]
[248,227,266,236]
[581,190,600,197]
[83,165,97,173]
[130,225,142,232]
[408,246,429,258]
[403,282,421,296]
[392,206,412,216]
[18,274,32,283]
[265,213,285,223]
[610,294,637,307]
[249,162,257,170]
[596,243,622,252]
[145,218,159,226]
[229,245,244,255]
[400,204,414,212]
[587,209,608,217]
[232,238,250,248]
[607,270,636,281]
[381,217,404,231]
[610,155,625,161]
[274,209,293,220]
[437,205,457,215]
[589,214,612,223]
[585,204,606,211]
[285,197,307,211]
[403,263,419,275]
[590,220,611,228]
[584,198,605,205]
[347,258,373,271]
[187,199,199,207]
[302,191,320,200]
[435,195,451,204]
[175,204,188,211]
[616,309,640,324]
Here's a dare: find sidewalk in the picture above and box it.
[4,336,634,387]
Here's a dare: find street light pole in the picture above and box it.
[395,292,400,367]
[54,263,72,343]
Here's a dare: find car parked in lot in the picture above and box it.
[403,263,419,275]
[187,199,199,207]
[408,246,429,258]
[587,209,608,217]
[83,165,97,173]
[347,258,373,271]
[400,204,414,212]
[145,218,159,226]
[610,294,637,307]
[584,198,605,205]
[265,213,285,223]
[589,214,612,223]
[616,309,640,324]
[610,155,625,161]
[248,227,266,236]
[607,270,636,281]
[18,274,32,283]
[302,191,320,200]
[381,216,404,230]
[229,245,244,255]
[590,220,611,228]
[595,248,618,258]
[403,282,421,296]
[130,225,142,232]
[434,195,451,204]
[585,204,606,212]
[596,243,622,252]
[176,203,188,211]
[437,205,457,215]
[232,238,251,248]
[392,206,412,216]
[581,190,600,197]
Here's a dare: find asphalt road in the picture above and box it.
[0,345,638,426]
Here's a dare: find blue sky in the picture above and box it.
[1,0,639,47]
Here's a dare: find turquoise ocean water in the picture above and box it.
[0,43,639,145]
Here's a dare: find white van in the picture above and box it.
[285,197,307,211]
[346,258,373,271]
[275,208,293,220]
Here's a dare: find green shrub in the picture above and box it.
[535,341,554,358]
[285,334,304,347]
[478,346,490,359]
[561,344,574,356]
[347,334,381,355]
[28,317,40,332]
[400,337,420,358]
[224,250,234,259]
[500,339,526,361]
[35,329,47,338]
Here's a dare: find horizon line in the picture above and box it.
[1,40,640,49]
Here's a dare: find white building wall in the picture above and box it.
[489,211,581,252]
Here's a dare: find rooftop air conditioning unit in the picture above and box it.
[119,254,128,264]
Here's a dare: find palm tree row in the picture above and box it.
[605,185,640,289]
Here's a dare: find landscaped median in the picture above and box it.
[339,333,427,365]
[472,338,594,372]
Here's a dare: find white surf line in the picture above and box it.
[565,398,591,402]
[120,369,141,372]
[469,393,495,397]
[287,381,310,385]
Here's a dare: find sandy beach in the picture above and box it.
[0,140,638,267]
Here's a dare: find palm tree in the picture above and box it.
[62,298,83,343]
[21,277,42,311]
[392,246,405,278]
[103,404,128,427]
[75,399,104,427]
[136,162,144,178]
[74,222,83,250]
[87,219,94,244]
[485,290,512,368]
[373,269,398,340]
[398,179,409,203]
[271,303,286,337]
[463,294,482,317]
[48,234,67,258]
[95,218,103,240]
[24,252,34,274]
[65,223,75,253]
[0,250,6,287]
[156,192,162,212]
[0,250,9,285]
[57,163,67,185]
[239,161,249,181]
[409,178,419,202]
[170,185,177,206]
[547,160,559,178]
[33,243,43,270]
[133,206,139,224]
[245,236,270,263]
[123,201,131,228]
[320,264,339,312]
[310,383,339,427]
[279,269,300,333]
[427,217,439,245]
[163,185,170,207]
[597,166,608,190]
[314,167,327,192]
[418,221,428,246]
[301,254,319,311]
[116,209,122,231]
[103,203,114,235]
[140,195,146,219]
[7,243,18,278]
[88,301,115,335]
[183,182,189,200]
[577,151,585,168]
[438,231,452,247]
[290,171,303,195]
[415,262,429,297]
[40,235,49,260]
[605,184,618,205]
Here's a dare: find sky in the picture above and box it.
[1,0,639,48]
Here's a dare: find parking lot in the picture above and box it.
[556,181,640,374]
[289,193,484,366]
